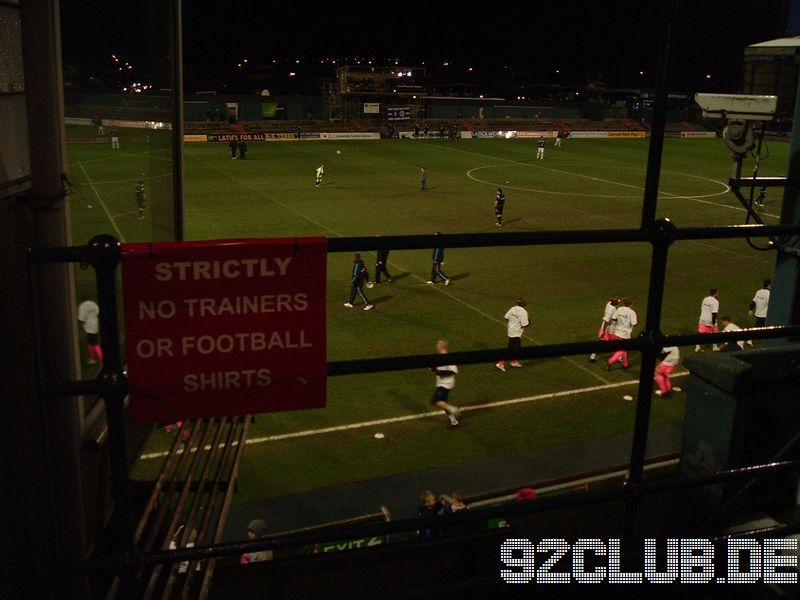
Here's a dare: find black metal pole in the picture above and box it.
[88,235,135,598]
[623,218,676,549]
[640,0,676,229]
[59,457,800,577]
[171,0,185,242]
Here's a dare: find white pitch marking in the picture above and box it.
[77,147,172,165]
[467,164,733,201]
[187,152,611,384]
[186,153,341,237]
[433,143,780,219]
[111,209,140,218]
[139,373,688,460]
[77,160,126,242]
[87,172,173,185]
[435,147,773,260]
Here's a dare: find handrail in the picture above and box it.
[60,457,800,576]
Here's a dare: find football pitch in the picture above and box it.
[66,127,787,503]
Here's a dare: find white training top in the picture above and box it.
[504,306,530,338]
[602,302,617,334]
[752,288,770,319]
[699,295,720,326]
[723,322,745,349]
[78,300,100,334]
[611,306,637,339]
[661,346,680,367]
[435,364,458,389]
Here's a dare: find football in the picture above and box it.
[336,149,342,155]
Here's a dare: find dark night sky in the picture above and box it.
[60,1,788,91]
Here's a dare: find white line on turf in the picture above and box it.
[431,143,780,219]
[77,147,172,165]
[467,164,732,201]
[139,373,688,460]
[187,152,612,383]
[430,146,771,260]
[77,160,126,242]
[406,279,611,385]
[87,172,173,185]
[186,153,340,236]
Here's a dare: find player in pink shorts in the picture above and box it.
[695,288,720,352]
[607,298,637,370]
[654,346,682,397]
[589,296,620,362]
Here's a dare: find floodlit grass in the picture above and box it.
[66,127,787,501]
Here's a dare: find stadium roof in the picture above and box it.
[421,96,505,101]
[747,36,800,48]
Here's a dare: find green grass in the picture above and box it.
[65,127,787,502]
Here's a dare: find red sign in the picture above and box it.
[121,238,327,423]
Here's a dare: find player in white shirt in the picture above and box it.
[78,298,103,364]
[718,316,745,352]
[695,288,720,352]
[496,298,529,371]
[590,296,620,362]
[429,339,461,427]
[654,346,682,397]
[747,278,771,346]
[607,298,637,370]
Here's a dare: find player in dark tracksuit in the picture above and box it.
[495,188,505,226]
[135,180,146,220]
[756,185,766,208]
[229,139,238,159]
[427,233,450,285]
[373,248,392,284]
[344,254,374,310]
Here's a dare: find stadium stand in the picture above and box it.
[106,417,251,599]
[207,454,679,597]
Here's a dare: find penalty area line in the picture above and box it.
[138,373,687,460]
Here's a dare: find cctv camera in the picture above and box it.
[694,93,777,121]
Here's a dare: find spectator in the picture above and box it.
[240,519,273,564]
[447,490,467,512]
[416,490,444,539]
[169,522,198,574]
[440,490,469,535]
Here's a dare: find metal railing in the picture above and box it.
[30,205,800,596]
[26,1,800,594]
